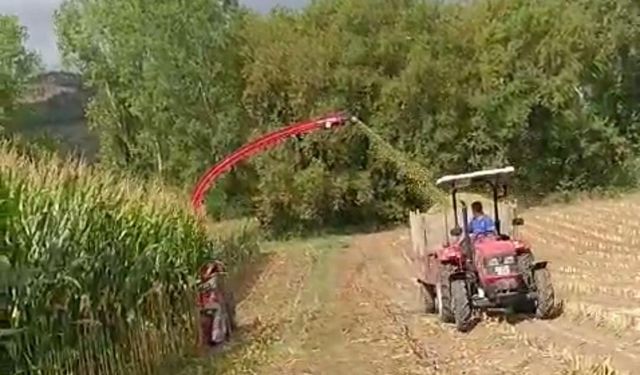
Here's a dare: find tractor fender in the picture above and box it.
[532,261,548,270]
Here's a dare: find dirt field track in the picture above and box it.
[181,194,640,375]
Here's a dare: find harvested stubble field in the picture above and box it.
[182,193,640,375]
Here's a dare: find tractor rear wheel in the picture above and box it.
[451,279,473,332]
[420,284,436,314]
[533,268,555,319]
[437,267,454,323]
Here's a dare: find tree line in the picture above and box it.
[3,0,640,233]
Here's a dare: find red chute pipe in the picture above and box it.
[190,112,350,215]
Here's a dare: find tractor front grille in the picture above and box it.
[486,264,518,276]
[485,255,518,276]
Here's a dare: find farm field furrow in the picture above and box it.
[554,279,640,304]
[526,212,640,255]
[522,222,640,266]
[530,203,640,246]
[517,199,640,373]
[521,226,640,278]
[554,266,640,284]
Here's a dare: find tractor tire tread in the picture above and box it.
[517,252,535,293]
[517,253,534,272]
[438,267,454,323]
[534,268,555,319]
[451,279,473,332]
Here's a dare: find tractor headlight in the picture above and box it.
[487,258,500,267]
[503,256,515,265]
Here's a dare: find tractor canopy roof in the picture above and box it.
[435,166,514,190]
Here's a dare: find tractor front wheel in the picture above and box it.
[451,279,473,332]
[533,268,555,319]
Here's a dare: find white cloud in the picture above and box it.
[0,0,308,69]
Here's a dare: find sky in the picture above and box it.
[0,0,307,69]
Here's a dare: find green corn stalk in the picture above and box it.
[0,141,261,374]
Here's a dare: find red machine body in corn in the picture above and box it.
[197,261,236,347]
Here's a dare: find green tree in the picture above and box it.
[0,15,41,128]
[241,0,640,229]
[55,0,248,185]
[56,0,640,232]
[241,0,435,232]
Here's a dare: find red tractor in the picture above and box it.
[415,166,555,332]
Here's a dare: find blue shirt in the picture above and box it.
[468,214,496,236]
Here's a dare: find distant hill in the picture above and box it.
[10,71,99,162]
[22,71,83,102]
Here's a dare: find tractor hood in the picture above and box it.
[473,237,518,258]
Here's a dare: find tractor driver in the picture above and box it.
[468,201,496,238]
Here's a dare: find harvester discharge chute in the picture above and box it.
[190,112,351,216]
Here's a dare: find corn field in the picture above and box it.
[0,143,261,374]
